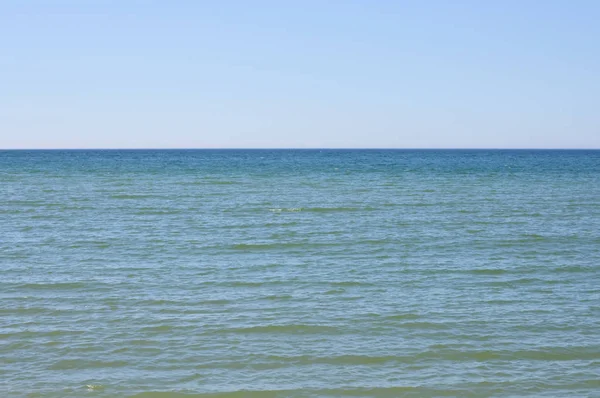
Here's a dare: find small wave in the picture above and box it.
[109,194,159,199]
[130,392,279,398]
[201,299,232,305]
[129,387,439,398]
[1,329,86,339]
[262,294,293,300]
[417,347,600,362]
[260,353,402,366]
[223,324,338,334]
[68,241,111,249]
[324,288,346,295]
[137,299,183,306]
[232,242,299,250]
[5,200,46,207]
[395,321,450,330]
[382,313,421,321]
[263,221,299,227]
[486,277,547,286]
[134,210,183,215]
[468,268,507,275]
[268,208,302,212]
[49,359,128,370]
[0,307,49,315]
[553,265,595,273]
[466,229,484,234]
[218,281,276,288]
[231,242,343,250]
[269,206,372,213]
[203,180,240,185]
[521,233,547,240]
[483,299,520,305]
[330,281,376,287]
[140,325,175,333]
[177,180,240,185]
[303,206,373,212]
[18,282,87,290]
[86,384,105,392]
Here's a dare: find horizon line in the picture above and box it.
[1,147,600,151]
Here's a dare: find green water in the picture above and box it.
[1,150,599,397]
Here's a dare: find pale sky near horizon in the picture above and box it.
[1,1,599,149]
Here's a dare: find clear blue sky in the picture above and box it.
[2,1,599,148]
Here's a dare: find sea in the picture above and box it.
[1,149,599,398]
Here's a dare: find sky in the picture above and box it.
[1,0,599,149]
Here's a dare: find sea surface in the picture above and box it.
[1,149,600,398]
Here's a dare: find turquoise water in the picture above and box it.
[1,149,600,397]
